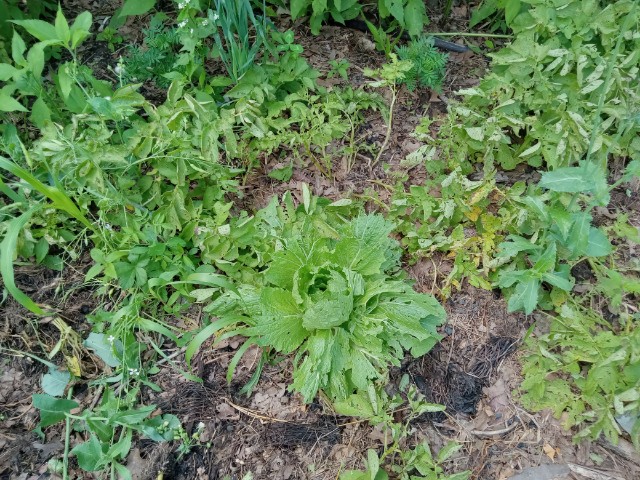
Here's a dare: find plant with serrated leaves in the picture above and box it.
[520,303,640,448]
[338,376,470,480]
[437,0,640,172]
[28,331,191,479]
[121,14,181,88]
[396,36,448,91]
[186,191,446,403]
[492,159,640,314]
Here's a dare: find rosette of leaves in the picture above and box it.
[396,36,448,91]
[193,207,446,403]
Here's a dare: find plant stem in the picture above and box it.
[63,386,74,480]
[430,32,513,39]
[372,86,397,168]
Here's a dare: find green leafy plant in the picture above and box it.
[121,14,181,88]
[0,0,56,50]
[276,0,428,37]
[209,0,273,82]
[328,59,350,81]
[96,26,124,52]
[396,36,448,92]
[0,6,105,126]
[338,377,470,480]
[187,191,446,403]
[521,304,640,448]
[365,54,413,167]
[437,0,640,172]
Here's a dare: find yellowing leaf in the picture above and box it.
[65,355,82,377]
[464,206,482,221]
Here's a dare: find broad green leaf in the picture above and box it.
[32,393,78,427]
[12,31,27,64]
[11,19,58,42]
[54,7,70,44]
[57,63,73,99]
[508,277,540,314]
[111,405,155,426]
[247,313,308,354]
[533,242,557,274]
[465,126,484,141]
[84,333,121,367]
[302,294,352,330]
[70,11,92,48]
[585,227,613,257]
[26,42,45,77]
[505,0,522,25]
[41,369,70,397]
[106,429,132,460]
[0,93,27,112]
[437,441,463,462]
[367,449,380,476]
[568,212,591,258]
[496,235,540,258]
[0,64,19,81]
[119,0,156,17]
[404,0,427,37]
[386,0,404,24]
[542,272,573,292]
[71,435,105,471]
[290,0,309,18]
[0,208,44,314]
[539,166,595,193]
[30,96,51,128]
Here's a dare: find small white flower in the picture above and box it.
[104,223,113,231]
[201,19,208,26]
[178,20,188,28]
[197,422,205,430]
[211,12,219,22]
[190,28,194,34]
[128,368,140,376]
[107,335,115,344]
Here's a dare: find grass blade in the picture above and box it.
[1,207,45,314]
[0,157,93,230]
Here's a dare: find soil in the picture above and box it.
[1,1,640,480]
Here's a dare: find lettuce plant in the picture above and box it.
[191,198,446,403]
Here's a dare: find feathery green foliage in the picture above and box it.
[396,36,448,91]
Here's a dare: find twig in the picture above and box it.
[223,397,291,424]
[470,422,518,437]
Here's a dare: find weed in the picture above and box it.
[396,36,448,92]
[520,304,640,448]
[337,376,471,479]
